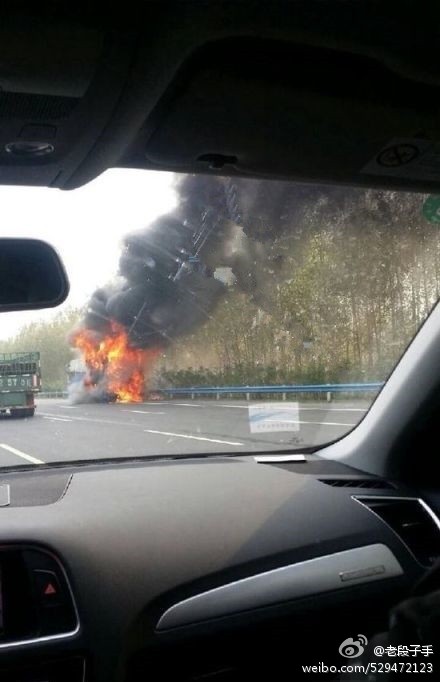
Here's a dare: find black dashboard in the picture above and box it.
[0,455,438,681]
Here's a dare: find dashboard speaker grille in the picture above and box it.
[319,478,394,489]
[0,92,78,119]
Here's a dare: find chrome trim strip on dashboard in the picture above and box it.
[0,544,80,650]
[352,495,440,529]
[419,498,440,532]
[156,543,403,631]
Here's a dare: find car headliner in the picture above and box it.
[0,0,439,196]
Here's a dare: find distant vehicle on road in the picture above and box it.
[0,352,41,418]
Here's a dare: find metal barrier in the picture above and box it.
[39,391,68,399]
[38,383,384,402]
[161,382,384,402]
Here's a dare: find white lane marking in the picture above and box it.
[264,419,354,427]
[58,405,77,409]
[214,404,366,412]
[142,401,172,405]
[174,403,202,407]
[215,404,248,409]
[299,407,366,412]
[39,412,166,429]
[144,429,243,446]
[43,416,73,422]
[0,443,44,464]
[124,410,165,415]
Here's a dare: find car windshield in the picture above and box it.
[0,170,438,466]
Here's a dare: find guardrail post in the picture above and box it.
[326,391,332,402]
[246,392,250,401]
[216,392,220,400]
[282,392,286,401]
[191,392,195,400]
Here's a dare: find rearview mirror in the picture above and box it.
[0,238,69,312]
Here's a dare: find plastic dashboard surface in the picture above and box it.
[0,456,430,680]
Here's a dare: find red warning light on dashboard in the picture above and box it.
[33,569,63,606]
[44,582,57,596]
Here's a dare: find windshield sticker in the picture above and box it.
[248,402,300,433]
[254,454,306,462]
[362,138,440,182]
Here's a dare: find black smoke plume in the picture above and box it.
[79,174,309,350]
[71,176,354,402]
[80,175,358,345]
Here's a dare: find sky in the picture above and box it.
[0,168,177,340]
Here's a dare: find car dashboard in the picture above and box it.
[0,455,439,681]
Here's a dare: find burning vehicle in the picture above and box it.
[70,323,159,403]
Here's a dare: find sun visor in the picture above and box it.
[0,14,135,188]
[132,39,440,191]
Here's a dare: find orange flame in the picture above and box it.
[72,321,159,403]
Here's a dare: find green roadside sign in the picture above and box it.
[423,195,440,223]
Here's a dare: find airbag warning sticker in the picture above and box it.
[362,138,440,182]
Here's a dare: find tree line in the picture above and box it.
[1,187,439,392]
[0,309,82,391]
[161,189,440,388]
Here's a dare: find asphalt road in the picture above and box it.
[0,398,370,467]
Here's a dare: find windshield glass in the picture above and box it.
[0,170,438,465]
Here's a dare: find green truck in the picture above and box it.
[0,352,41,417]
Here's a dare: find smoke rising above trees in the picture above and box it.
[3,177,438,396]
[159,182,440,387]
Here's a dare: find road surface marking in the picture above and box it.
[43,416,73,422]
[39,412,168,429]
[216,405,249,409]
[214,404,366,412]
[144,429,243,446]
[264,419,354,427]
[142,401,172,405]
[0,443,44,464]
[57,405,77,409]
[299,407,366,412]
[124,410,165,415]
[174,403,202,407]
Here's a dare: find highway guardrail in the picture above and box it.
[161,382,384,402]
[40,383,384,402]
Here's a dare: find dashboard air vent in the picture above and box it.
[355,497,440,567]
[319,478,394,490]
